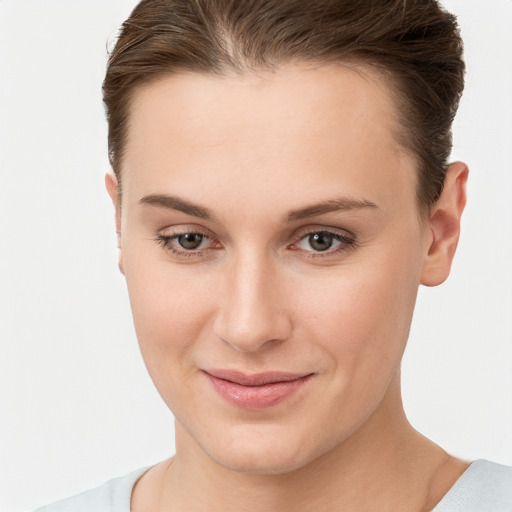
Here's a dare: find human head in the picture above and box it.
[101,0,468,476]
[103,0,464,215]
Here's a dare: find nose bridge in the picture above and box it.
[214,247,290,352]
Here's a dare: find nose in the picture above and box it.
[213,251,292,353]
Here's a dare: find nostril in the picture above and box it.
[213,312,292,353]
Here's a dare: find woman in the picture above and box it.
[33,0,511,510]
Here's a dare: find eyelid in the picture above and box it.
[291,224,355,241]
[158,224,213,238]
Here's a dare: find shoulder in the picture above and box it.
[33,467,150,512]
[433,460,512,512]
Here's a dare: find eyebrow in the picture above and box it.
[139,194,378,222]
[287,197,378,221]
[139,194,215,220]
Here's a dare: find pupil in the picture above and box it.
[309,232,333,251]
[178,233,203,249]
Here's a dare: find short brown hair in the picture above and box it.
[103,0,465,211]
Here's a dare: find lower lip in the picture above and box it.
[205,373,312,409]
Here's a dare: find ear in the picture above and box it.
[105,173,125,275]
[420,162,468,287]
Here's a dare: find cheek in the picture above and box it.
[123,248,216,389]
[129,273,208,343]
[297,248,421,377]
[284,254,421,444]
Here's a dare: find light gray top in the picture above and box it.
[33,466,150,512]
[34,459,512,512]
[431,460,512,512]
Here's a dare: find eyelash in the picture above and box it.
[154,227,357,260]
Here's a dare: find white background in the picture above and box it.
[0,1,510,511]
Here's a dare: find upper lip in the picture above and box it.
[204,369,313,386]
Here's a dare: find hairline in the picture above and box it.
[114,58,429,219]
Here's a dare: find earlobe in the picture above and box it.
[104,173,125,275]
[420,162,468,287]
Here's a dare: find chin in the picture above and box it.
[210,447,311,476]
[197,423,325,476]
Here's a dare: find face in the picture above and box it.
[112,63,433,474]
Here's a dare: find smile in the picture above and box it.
[203,369,314,409]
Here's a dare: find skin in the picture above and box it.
[106,63,469,511]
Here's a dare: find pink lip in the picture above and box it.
[203,369,314,409]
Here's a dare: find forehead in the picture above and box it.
[122,63,416,213]
[126,63,401,150]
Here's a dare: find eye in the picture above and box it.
[292,229,356,256]
[155,228,218,259]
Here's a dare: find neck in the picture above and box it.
[141,375,463,512]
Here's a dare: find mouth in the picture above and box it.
[203,369,314,409]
